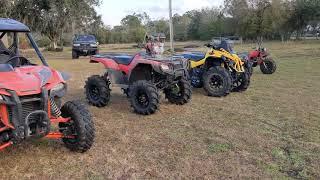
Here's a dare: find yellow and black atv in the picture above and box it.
[179,40,252,97]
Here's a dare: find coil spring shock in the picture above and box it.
[50,98,61,117]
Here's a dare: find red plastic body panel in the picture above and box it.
[0,104,14,130]
[249,50,260,60]
[0,65,65,96]
[0,65,69,150]
[90,54,162,77]
[248,50,269,65]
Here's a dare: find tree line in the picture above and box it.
[93,0,320,44]
[1,0,320,48]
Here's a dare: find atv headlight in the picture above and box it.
[73,44,80,47]
[160,63,173,73]
[0,95,3,101]
[90,43,97,47]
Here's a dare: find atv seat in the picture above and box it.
[180,53,205,61]
[99,54,134,65]
[112,55,134,65]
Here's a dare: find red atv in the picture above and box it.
[0,19,94,152]
[248,47,277,74]
[85,53,192,115]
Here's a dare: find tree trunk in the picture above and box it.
[53,41,57,49]
[48,37,58,51]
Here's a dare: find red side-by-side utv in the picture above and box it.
[0,18,95,152]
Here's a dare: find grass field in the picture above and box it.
[0,41,319,179]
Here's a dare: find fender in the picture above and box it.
[90,56,120,71]
[125,55,162,81]
[189,48,244,72]
[249,50,260,60]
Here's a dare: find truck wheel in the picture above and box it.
[85,75,111,107]
[164,78,192,105]
[233,71,250,92]
[72,50,79,59]
[59,101,95,153]
[129,80,159,115]
[203,66,232,97]
[260,58,277,74]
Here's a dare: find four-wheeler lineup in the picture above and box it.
[0,19,95,152]
[85,53,192,115]
[0,18,276,153]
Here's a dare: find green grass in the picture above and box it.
[0,41,319,179]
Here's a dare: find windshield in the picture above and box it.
[0,31,44,67]
[217,40,234,53]
[75,35,96,42]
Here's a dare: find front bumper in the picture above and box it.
[73,46,98,55]
[156,59,189,79]
[0,89,49,142]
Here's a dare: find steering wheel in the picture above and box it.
[0,49,22,66]
[0,49,15,57]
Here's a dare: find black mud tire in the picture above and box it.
[244,60,254,77]
[203,66,232,97]
[85,75,110,107]
[190,69,204,88]
[129,81,159,115]
[72,50,79,59]
[164,78,192,105]
[260,58,277,74]
[59,101,95,153]
[233,71,250,92]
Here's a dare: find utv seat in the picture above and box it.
[180,53,205,61]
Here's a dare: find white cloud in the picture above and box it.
[97,0,223,26]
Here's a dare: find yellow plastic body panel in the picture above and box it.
[189,48,245,72]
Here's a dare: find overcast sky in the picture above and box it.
[97,0,224,27]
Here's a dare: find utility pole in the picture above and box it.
[169,0,174,53]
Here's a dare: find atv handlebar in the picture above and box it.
[204,43,214,48]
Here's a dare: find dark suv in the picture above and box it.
[72,35,99,59]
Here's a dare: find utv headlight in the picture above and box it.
[90,43,97,47]
[160,63,173,73]
[73,44,80,47]
[50,83,66,98]
[0,95,4,101]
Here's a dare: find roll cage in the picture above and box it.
[0,32,48,67]
[0,18,48,67]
